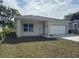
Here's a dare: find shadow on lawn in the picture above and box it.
[2,32,58,44]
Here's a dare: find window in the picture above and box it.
[23,24,33,32]
[78,22,79,28]
[23,24,28,32]
[73,23,78,29]
[29,24,33,32]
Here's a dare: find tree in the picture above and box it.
[72,11,79,20]
[64,14,73,21]
[64,11,79,21]
[0,0,20,23]
[0,0,3,4]
[0,0,20,40]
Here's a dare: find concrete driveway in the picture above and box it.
[61,34,79,42]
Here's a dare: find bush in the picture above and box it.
[4,28,10,34]
[0,26,10,40]
[3,26,11,38]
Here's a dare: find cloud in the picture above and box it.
[2,0,79,19]
[3,0,22,14]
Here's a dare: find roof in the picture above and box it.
[15,15,70,22]
[72,20,79,22]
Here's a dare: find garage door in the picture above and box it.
[48,25,66,35]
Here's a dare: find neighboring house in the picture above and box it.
[69,20,79,33]
[14,15,70,37]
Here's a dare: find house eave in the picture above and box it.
[15,15,70,23]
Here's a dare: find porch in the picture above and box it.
[15,19,48,37]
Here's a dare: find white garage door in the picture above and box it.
[49,25,66,35]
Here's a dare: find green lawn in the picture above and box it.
[0,37,79,58]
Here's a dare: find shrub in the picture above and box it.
[3,26,11,38]
[0,26,11,40]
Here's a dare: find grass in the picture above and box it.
[0,33,79,58]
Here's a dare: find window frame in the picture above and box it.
[78,22,79,28]
[23,24,33,32]
[23,24,29,32]
[73,23,78,29]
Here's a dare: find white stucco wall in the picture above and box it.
[15,20,21,37]
[45,21,48,35]
[14,18,69,37]
[15,19,44,37]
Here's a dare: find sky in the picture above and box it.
[3,0,79,19]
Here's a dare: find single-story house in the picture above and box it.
[14,15,79,38]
